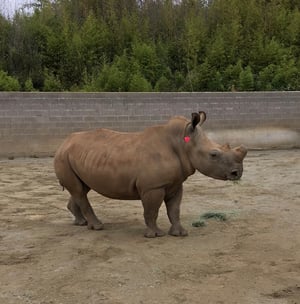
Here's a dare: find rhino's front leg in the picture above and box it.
[141,189,166,238]
[165,186,188,236]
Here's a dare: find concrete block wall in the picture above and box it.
[0,92,299,157]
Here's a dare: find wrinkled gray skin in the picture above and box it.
[54,112,247,237]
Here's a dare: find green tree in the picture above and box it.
[92,63,127,92]
[1,0,300,92]
[238,66,254,91]
[182,12,207,69]
[223,60,243,91]
[154,75,173,92]
[80,13,111,74]
[0,16,11,71]
[131,42,162,86]
[129,72,152,92]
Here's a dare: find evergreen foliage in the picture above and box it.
[0,0,300,91]
[0,70,20,91]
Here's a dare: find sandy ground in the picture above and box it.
[0,150,300,304]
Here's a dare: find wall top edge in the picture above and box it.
[0,91,300,100]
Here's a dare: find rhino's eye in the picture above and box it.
[210,150,221,159]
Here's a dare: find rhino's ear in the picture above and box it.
[191,112,200,129]
[198,111,206,126]
[191,111,206,129]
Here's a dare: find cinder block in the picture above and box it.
[0,92,300,156]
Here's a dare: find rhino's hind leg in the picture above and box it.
[72,194,104,230]
[67,198,87,226]
[141,189,166,238]
[56,160,103,230]
[165,186,188,237]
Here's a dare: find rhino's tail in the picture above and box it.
[59,180,65,191]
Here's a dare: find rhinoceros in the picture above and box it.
[54,111,247,237]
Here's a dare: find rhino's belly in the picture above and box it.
[93,184,141,200]
[78,170,140,200]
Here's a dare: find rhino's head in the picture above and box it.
[185,112,247,181]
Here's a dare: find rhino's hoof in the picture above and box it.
[168,226,188,237]
[87,221,104,230]
[144,228,166,238]
[74,219,88,226]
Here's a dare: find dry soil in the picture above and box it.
[0,150,299,304]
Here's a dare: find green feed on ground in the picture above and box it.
[192,211,232,227]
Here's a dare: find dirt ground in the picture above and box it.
[0,150,299,304]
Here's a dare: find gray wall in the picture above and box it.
[0,92,299,157]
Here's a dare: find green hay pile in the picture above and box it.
[192,211,228,227]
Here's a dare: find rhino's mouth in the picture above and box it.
[226,169,242,181]
[205,170,242,181]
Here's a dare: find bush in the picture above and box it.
[24,78,36,91]
[0,70,20,91]
[43,70,63,91]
